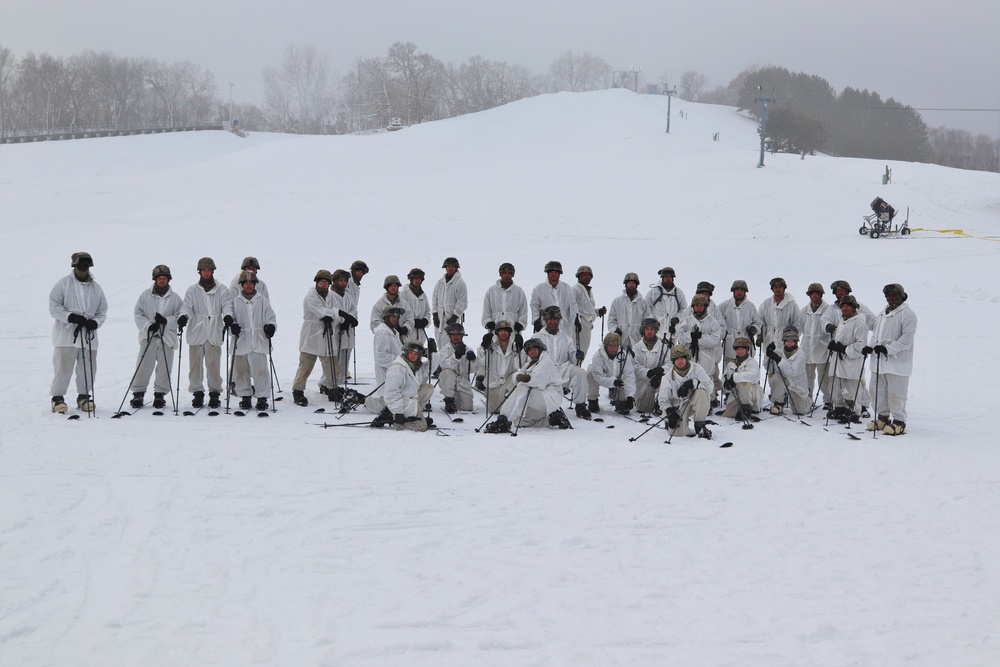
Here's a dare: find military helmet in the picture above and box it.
[623,272,640,285]
[197,257,216,271]
[839,295,859,310]
[383,274,402,289]
[769,277,788,289]
[350,260,369,274]
[241,256,260,270]
[670,344,691,360]
[733,336,752,350]
[71,251,94,268]
[442,256,460,268]
[806,282,825,295]
[238,270,258,284]
[641,317,660,332]
[731,279,749,293]
[402,341,425,357]
[883,283,908,301]
[830,279,852,293]
[406,268,425,280]
[331,269,351,282]
[691,294,710,308]
[543,260,563,274]
[541,305,562,320]
[576,265,593,278]
[782,326,801,342]
[445,323,466,336]
[494,320,514,332]
[382,305,404,321]
[498,262,516,275]
[151,264,172,280]
[696,281,715,294]
[314,269,333,284]
[522,337,547,352]
[603,332,622,347]
[658,267,676,278]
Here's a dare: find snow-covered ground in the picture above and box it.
[2,89,998,666]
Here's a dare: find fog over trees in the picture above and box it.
[0,43,996,173]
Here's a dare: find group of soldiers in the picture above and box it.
[49,253,917,438]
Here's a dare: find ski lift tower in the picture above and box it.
[664,87,678,133]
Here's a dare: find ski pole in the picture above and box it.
[872,350,881,439]
[158,333,178,415]
[847,352,869,425]
[824,349,841,427]
[773,357,808,425]
[731,381,755,430]
[268,338,277,412]
[111,332,159,417]
[175,327,183,414]
[76,325,96,418]
[628,412,669,442]
[809,349,833,416]
[474,382,520,432]
[335,381,386,419]
[225,329,239,414]
[510,387,532,437]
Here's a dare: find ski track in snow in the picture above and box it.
[2,90,999,666]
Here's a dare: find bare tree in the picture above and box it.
[679,70,707,101]
[263,43,331,133]
[550,50,611,92]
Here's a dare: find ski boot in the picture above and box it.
[256,397,269,411]
[152,393,166,409]
[574,403,591,420]
[130,392,145,409]
[549,409,572,429]
[77,394,95,411]
[192,391,205,408]
[883,420,906,436]
[208,392,221,409]
[484,415,511,434]
[695,421,713,440]
[587,399,601,414]
[867,415,889,432]
[293,390,308,407]
[51,396,67,414]
[444,397,457,414]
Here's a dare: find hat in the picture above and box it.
[151,264,172,280]
[71,252,94,268]
[670,344,691,360]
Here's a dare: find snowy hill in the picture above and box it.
[1,89,998,666]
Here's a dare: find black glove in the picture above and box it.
[532,318,542,333]
[414,317,428,329]
[398,325,409,337]
[338,310,359,328]
[575,350,585,361]
[68,313,87,326]
[746,325,758,338]
[263,323,276,338]
[668,323,676,335]
[321,315,334,326]
[393,413,406,426]
[177,314,189,331]
[475,375,486,391]
[862,346,873,357]
[482,332,493,349]
[825,323,838,335]
[873,344,888,356]
[485,320,495,331]
[229,323,242,336]
[427,338,437,354]
[433,313,441,329]
[514,333,524,353]
[766,348,782,363]
[454,342,467,358]
[723,376,736,391]
[514,322,524,333]
[85,319,98,331]
[613,379,624,388]
[446,314,458,325]
[224,315,234,328]
[665,407,680,429]
[766,342,776,355]
[647,366,665,379]
[650,375,662,389]
[597,306,607,317]
[574,315,582,332]
[147,322,160,334]
[516,373,531,383]
[678,379,694,398]
[466,350,476,362]
[689,329,701,342]
[614,328,623,338]
[827,340,840,352]
[154,313,168,326]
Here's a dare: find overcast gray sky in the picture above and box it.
[2,0,998,136]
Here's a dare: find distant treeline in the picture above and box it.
[1,45,996,173]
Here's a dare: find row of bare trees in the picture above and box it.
[0,47,220,136]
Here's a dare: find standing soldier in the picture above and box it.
[536,306,590,420]
[645,267,688,334]
[675,294,724,405]
[572,265,604,360]
[129,265,184,410]
[228,257,269,394]
[826,295,868,423]
[291,270,348,407]
[718,279,762,370]
[482,262,529,349]
[230,270,277,412]
[49,252,107,413]
[369,275,413,335]
[432,257,468,343]
[866,284,917,436]
[800,283,838,409]
[177,257,234,410]
[341,260,368,383]
[608,272,651,348]
[401,268,432,346]
[529,260,579,334]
